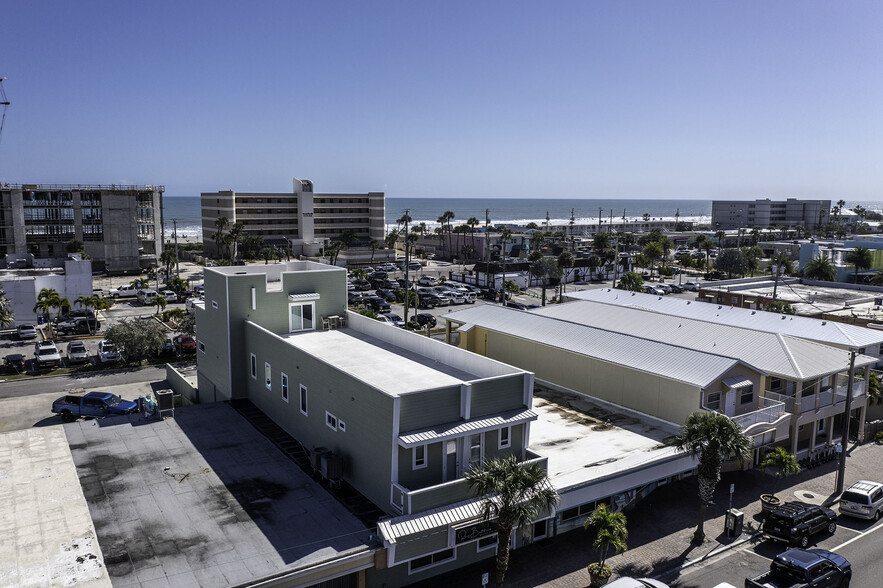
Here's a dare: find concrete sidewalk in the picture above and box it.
[410,442,882,588]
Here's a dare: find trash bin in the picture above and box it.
[725,508,744,537]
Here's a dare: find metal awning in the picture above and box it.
[378,498,485,544]
[398,408,537,448]
[288,292,320,302]
[723,376,753,389]
[743,298,756,304]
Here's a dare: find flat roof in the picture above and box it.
[282,328,480,396]
[571,288,883,349]
[528,385,693,508]
[66,403,372,586]
[698,277,881,314]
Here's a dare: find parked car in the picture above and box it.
[378,263,398,272]
[351,279,372,291]
[762,502,837,548]
[379,313,406,328]
[407,313,437,330]
[655,284,672,294]
[365,296,391,313]
[644,285,666,296]
[137,289,158,305]
[434,287,465,304]
[3,354,26,374]
[839,480,883,520]
[153,337,178,359]
[51,391,139,422]
[397,278,414,289]
[160,290,179,303]
[406,261,423,271]
[34,340,62,369]
[174,334,197,354]
[668,283,684,293]
[682,282,700,292]
[505,301,529,310]
[185,296,203,314]
[57,317,100,335]
[194,285,205,296]
[66,341,90,365]
[109,284,138,299]
[348,291,367,306]
[417,275,438,286]
[97,340,122,364]
[606,578,669,588]
[745,548,851,588]
[17,324,38,340]
[417,289,447,307]
[367,271,388,280]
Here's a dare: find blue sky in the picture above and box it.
[0,1,879,201]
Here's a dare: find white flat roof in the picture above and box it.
[281,328,479,397]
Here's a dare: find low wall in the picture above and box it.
[165,364,199,404]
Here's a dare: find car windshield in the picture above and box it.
[38,347,58,356]
[102,343,117,352]
[104,394,123,406]
[70,344,86,353]
[387,314,402,321]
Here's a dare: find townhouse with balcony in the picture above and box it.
[444,301,875,463]
[193,261,548,584]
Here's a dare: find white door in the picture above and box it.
[724,390,736,417]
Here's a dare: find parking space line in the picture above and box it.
[744,548,774,562]
[834,520,883,551]
[837,525,862,534]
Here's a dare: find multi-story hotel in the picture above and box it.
[201,178,385,257]
[0,183,163,272]
[711,198,831,230]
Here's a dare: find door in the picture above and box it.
[724,390,736,417]
[460,434,483,477]
[533,519,548,541]
[444,441,458,482]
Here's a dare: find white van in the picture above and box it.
[137,289,158,305]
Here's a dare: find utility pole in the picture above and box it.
[598,208,603,235]
[484,209,491,288]
[402,210,411,325]
[608,209,613,234]
[172,219,180,278]
[545,211,550,233]
[836,349,857,495]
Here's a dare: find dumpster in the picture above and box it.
[725,508,744,537]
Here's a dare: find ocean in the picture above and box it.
[161,196,715,240]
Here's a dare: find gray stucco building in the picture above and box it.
[711,198,831,230]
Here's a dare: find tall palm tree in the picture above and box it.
[368,239,381,264]
[845,246,873,285]
[802,254,836,282]
[467,217,479,258]
[760,447,801,498]
[443,210,455,259]
[384,228,400,252]
[592,232,610,252]
[673,411,751,544]
[228,222,245,262]
[557,250,575,295]
[583,504,628,583]
[529,257,560,306]
[770,253,794,300]
[642,242,663,278]
[795,225,806,239]
[160,249,178,280]
[715,230,726,248]
[0,286,14,327]
[466,455,559,588]
[213,216,229,258]
[152,295,167,316]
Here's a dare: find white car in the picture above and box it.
[839,480,883,520]
[34,340,62,368]
[682,282,700,292]
[66,341,90,365]
[160,290,178,303]
[17,324,38,339]
[605,578,669,588]
[185,297,204,314]
[96,340,121,364]
[417,275,438,287]
[378,263,397,272]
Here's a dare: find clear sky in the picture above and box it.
[0,1,879,201]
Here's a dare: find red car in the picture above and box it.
[174,335,197,354]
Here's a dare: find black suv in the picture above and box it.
[407,313,437,330]
[763,501,837,548]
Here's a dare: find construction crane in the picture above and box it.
[0,77,9,147]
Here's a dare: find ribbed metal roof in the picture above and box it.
[399,408,537,448]
[531,300,876,380]
[570,289,883,350]
[377,498,485,544]
[443,305,743,388]
[723,376,753,388]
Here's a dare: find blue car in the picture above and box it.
[52,391,139,421]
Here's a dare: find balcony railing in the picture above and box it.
[765,391,794,413]
[390,452,548,516]
[732,397,786,430]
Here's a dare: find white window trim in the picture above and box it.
[413,445,427,470]
[250,354,257,379]
[211,300,218,309]
[407,547,456,575]
[498,426,511,450]
[288,301,317,333]
[265,362,272,390]
[338,420,346,432]
[326,411,338,431]
[197,340,205,353]
[476,534,499,552]
[299,385,308,416]
[281,373,289,403]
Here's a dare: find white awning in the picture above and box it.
[288,292,320,301]
[723,376,753,389]
[398,408,537,448]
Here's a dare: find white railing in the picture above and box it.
[733,397,786,430]
[765,391,794,413]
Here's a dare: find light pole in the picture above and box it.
[835,349,857,495]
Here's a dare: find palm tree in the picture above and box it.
[770,253,794,300]
[384,228,400,252]
[836,199,846,225]
[228,222,245,262]
[802,254,836,282]
[673,411,751,544]
[642,242,663,278]
[213,216,229,258]
[160,248,178,280]
[715,230,726,248]
[557,250,575,295]
[870,270,883,287]
[368,239,381,265]
[592,232,610,252]
[587,254,601,282]
[529,257,561,306]
[795,225,806,239]
[0,286,14,327]
[152,295,167,316]
[699,238,715,272]
[616,271,643,293]
[466,455,559,588]
[760,447,801,498]
[845,246,873,284]
[583,504,628,584]
[467,217,479,257]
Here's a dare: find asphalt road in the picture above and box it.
[666,515,883,587]
[0,365,167,399]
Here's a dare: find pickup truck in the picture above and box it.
[109,284,138,299]
[51,391,139,422]
[745,548,851,588]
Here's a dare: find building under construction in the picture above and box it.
[0,183,164,272]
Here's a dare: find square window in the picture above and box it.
[211,300,218,309]
[300,385,308,416]
[326,411,338,431]
[250,354,257,379]
[281,373,289,402]
[477,535,498,551]
[740,386,754,405]
[707,392,721,411]
[265,363,272,390]
[198,341,205,353]
[338,420,346,432]
[413,445,426,469]
[499,426,511,449]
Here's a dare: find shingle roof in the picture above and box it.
[399,408,537,448]
[570,288,883,350]
[530,299,875,380]
[442,305,745,388]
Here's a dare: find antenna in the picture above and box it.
[0,78,9,147]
